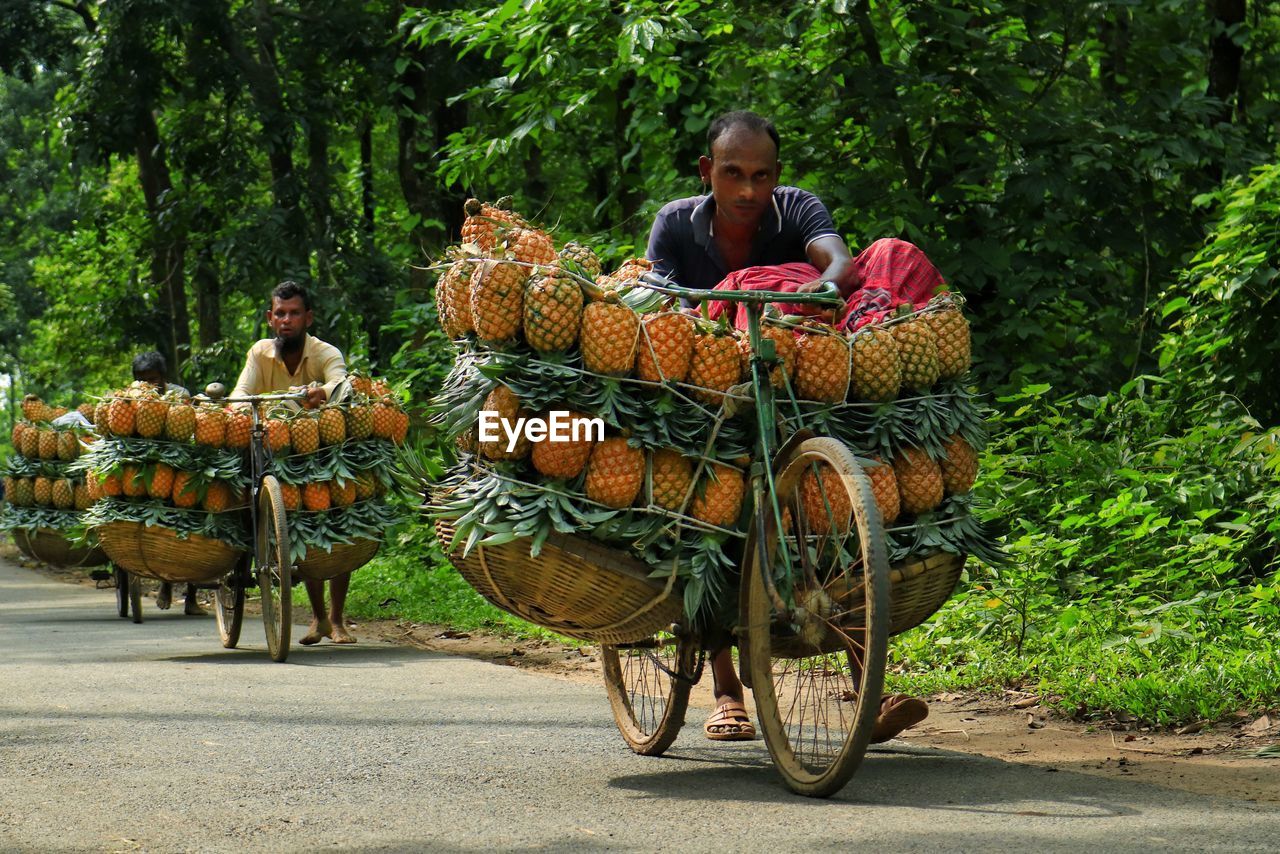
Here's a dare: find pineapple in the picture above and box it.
[850,325,902,402]
[11,421,26,450]
[584,437,644,509]
[279,482,302,511]
[794,327,851,402]
[224,409,252,449]
[93,399,110,433]
[650,448,694,512]
[73,480,94,511]
[388,405,410,445]
[194,405,226,448]
[469,259,527,344]
[891,307,940,391]
[134,394,168,438]
[107,396,136,437]
[21,394,47,423]
[49,406,67,419]
[77,403,94,420]
[687,329,741,405]
[460,197,525,252]
[14,477,36,506]
[636,311,695,383]
[318,406,346,445]
[690,462,745,528]
[32,476,52,506]
[436,256,477,339]
[800,463,853,536]
[302,481,331,511]
[203,481,232,513]
[478,385,531,461]
[100,471,123,498]
[344,404,373,441]
[147,463,175,501]
[290,412,320,455]
[925,305,972,380]
[5,473,24,507]
[502,225,556,267]
[523,268,584,353]
[348,374,373,397]
[165,403,196,442]
[121,465,148,498]
[56,431,79,462]
[557,242,602,278]
[265,415,291,452]
[171,471,200,508]
[893,447,944,516]
[37,429,58,460]
[530,410,594,479]
[353,473,377,501]
[51,479,74,510]
[20,427,38,458]
[940,434,978,495]
[371,402,397,441]
[329,478,357,507]
[612,257,653,284]
[580,294,639,376]
[864,456,900,525]
[737,321,797,389]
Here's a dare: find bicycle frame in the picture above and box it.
[638,273,845,617]
[217,390,306,578]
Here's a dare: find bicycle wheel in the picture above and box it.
[601,630,701,756]
[743,437,890,797]
[114,567,130,619]
[256,475,292,662]
[128,573,143,624]
[213,561,246,649]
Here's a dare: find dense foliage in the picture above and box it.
[2,1,1278,722]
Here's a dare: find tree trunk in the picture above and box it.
[134,109,190,377]
[1206,0,1246,125]
[850,0,923,195]
[193,219,222,350]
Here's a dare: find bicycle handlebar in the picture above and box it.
[219,391,309,404]
[639,272,845,309]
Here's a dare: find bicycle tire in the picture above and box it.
[256,475,292,662]
[601,630,700,756]
[743,437,890,797]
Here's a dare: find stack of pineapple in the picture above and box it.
[261,374,408,567]
[1,395,101,550]
[80,382,251,549]
[431,197,1000,625]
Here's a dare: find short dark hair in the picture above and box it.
[131,350,167,379]
[271,280,312,311]
[707,111,781,160]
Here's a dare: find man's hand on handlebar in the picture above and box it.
[303,385,327,410]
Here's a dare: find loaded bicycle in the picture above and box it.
[205,387,305,662]
[436,274,968,797]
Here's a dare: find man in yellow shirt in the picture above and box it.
[232,281,357,644]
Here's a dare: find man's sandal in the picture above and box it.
[870,694,929,743]
[704,700,756,741]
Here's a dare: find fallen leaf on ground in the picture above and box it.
[1175,721,1208,736]
[1012,696,1040,709]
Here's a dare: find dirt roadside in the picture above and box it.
[13,545,1279,805]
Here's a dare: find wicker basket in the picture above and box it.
[13,528,109,569]
[97,521,245,583]
[434,520,684,645]
[887,550,965,635]
[771,550,965,658]
[293,539,380,581]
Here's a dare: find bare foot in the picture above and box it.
[299,618,332,645]
[330,621,357,644]
[183,599,207,616]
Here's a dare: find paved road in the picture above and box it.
[1,556,1277,852]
